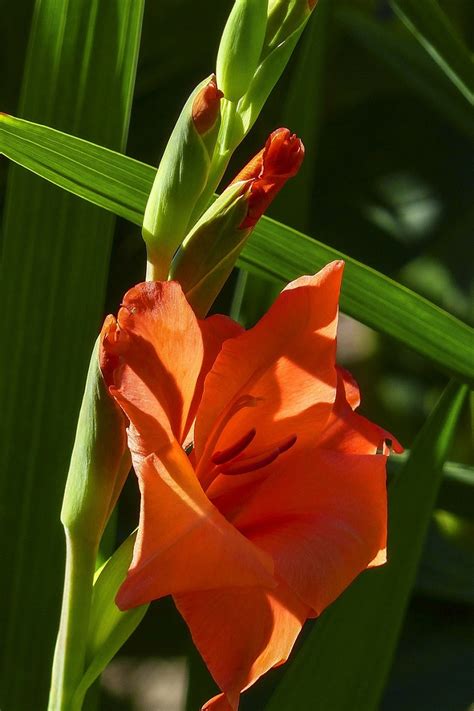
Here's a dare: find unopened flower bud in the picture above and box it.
[231,127,304,227]
[143,75,223,280]
[171,128,304,316]
[265,0,317,51]
[192,77,223,136]
[61,339,130,547]
[216,0,268,102]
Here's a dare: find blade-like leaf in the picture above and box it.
[267,380,468,711]
[0,112,153,224]
[391,455,474,522]
[338,6,473,139]
[1,115,472,385]
[0,2,144,708]
[244,218,474,385]
[389,0,474,104]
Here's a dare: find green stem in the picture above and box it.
[48,532,97,711]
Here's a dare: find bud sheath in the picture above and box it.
[216,0,269,102]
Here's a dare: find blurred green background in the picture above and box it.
[1,0,473,709]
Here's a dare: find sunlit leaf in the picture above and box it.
[1,115,472,385]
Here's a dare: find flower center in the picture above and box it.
[196,393,297,490]
[213,432,297,475]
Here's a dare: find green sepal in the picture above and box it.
[171,182,250,316]
[71,532,148,708]
[216,0,269,102]
[61,339,130,548]
[143,75,220,278]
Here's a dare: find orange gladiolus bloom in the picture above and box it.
[100,261,401,710]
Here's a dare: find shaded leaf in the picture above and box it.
[0,2,144,708]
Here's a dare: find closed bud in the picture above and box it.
[216,0,268,102]
[192,78,223,136]
[171,128,304,316]
[231,127,304,227]
[265,0,317,51]
[143,75,223,280]
[61,339,130,547]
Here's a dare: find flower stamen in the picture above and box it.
[211,428,257,465]
[219,434,297,476]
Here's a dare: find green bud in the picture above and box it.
[265,0,315,52]
[216,0,269,102]
[61,339,130,547]
[236,3,313,137]
[143,75,223,280]
[170,181,251,317]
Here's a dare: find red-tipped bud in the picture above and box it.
[231,128,304,228]
[99,314,130,388]
[308,0,318,10]
[192,76,223,135]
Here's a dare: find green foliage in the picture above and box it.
[72,534,148,708]
[0,1,144,708]
[1,114,472,385]
[390,0,474,103]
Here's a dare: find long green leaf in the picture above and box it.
[244,219,474,385]
[390,0,473,104]
[0,2,144,708]
[391,455,474,522]
[267,380,468,711]
[338,6,473,139]
[1,115,472,384]
[0,112,153,224]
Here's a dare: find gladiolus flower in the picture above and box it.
[100,261,401,710]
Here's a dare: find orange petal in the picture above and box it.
[116,442,274,609]
[100,282,240,457]
[186,314,243,440]
[337,365,360,409]
[232,449,388,615]
[194,262,343,478]
[174,583,309,710]
[320,371,403,455]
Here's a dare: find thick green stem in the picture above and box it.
[48,532,97,711]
